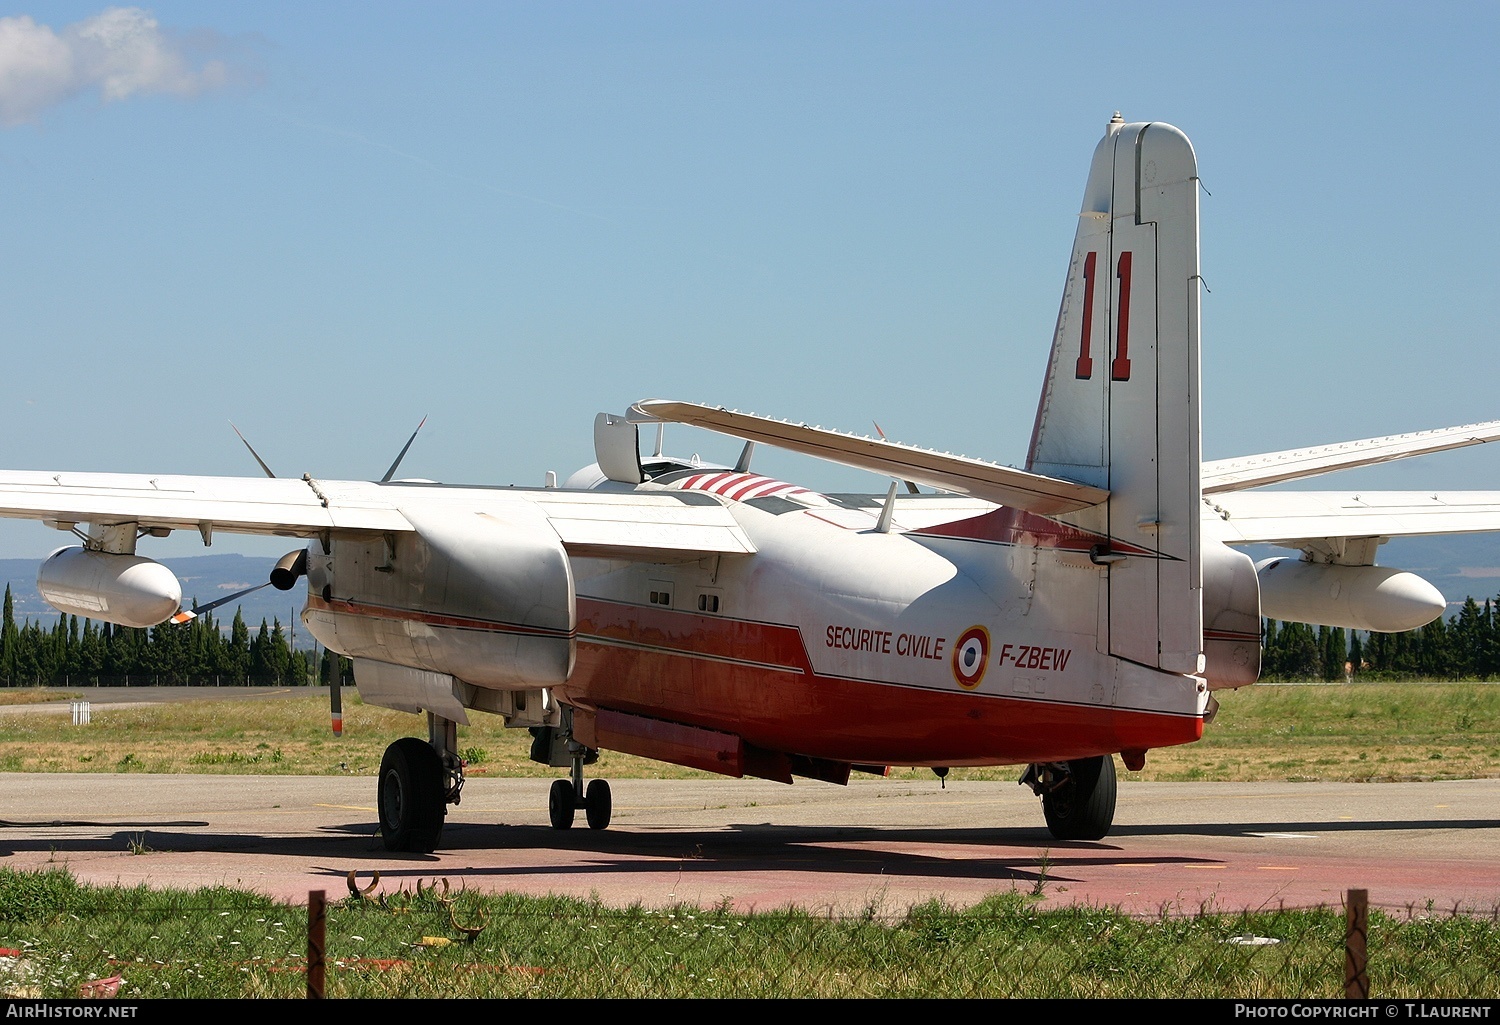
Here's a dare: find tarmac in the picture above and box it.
[2,772,1498,917]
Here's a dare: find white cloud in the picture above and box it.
[0,7,234,127]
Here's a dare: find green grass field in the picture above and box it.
[2,681,1499,783]
[2,868,1497,998]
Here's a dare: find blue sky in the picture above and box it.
[1,2,1498,560]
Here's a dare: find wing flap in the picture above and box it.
[632,399,1108,516]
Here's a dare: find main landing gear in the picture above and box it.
[532,708,611,831]
[378,712,464,853]
[1020,755,1117,841]
[549,770,612,831]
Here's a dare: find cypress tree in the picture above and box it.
[0,585,16,684]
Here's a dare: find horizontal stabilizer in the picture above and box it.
[1202,420,1500,494]
[631,400,1108,516]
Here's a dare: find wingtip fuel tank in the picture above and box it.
[1255,558,1446,633]
[37,547,182,629]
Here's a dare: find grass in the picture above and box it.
[0,868,1495,998]
[2,682,1499,782]
[0,693,695,779]
[0,690,79,708]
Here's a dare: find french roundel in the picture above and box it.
[952,626,990,689]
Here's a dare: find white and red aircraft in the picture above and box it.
[4,116,1500,851]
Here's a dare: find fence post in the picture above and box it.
[308,889,326,999]
[1345,888,1369,998]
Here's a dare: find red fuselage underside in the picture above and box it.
[560,597,1202,768]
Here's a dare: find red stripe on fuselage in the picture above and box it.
[1204,628,1261,642]
[306,594,574,640]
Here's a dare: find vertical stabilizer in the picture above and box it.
[1027,118,1203,675]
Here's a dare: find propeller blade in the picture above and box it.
[381,416,428,483]
[171,581,272,624]
[872,421,921,494]
[229,422,277,479]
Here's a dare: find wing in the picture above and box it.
[1200,419,1500,565]
[0,471,394,539]
[0,471,756,558]
[1206,490,1500,565]
[1202,420,1500,494]
[631,399,1109,516]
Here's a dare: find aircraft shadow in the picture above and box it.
[0,820,1183,888]
[2,815,1493,893]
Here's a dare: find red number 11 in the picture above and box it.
[1073,251,1132,382]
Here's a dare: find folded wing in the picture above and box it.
[632,399,1109,517]
[1202,420,1500,495]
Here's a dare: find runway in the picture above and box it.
[2,772,1498,917]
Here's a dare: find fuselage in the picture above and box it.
[300,474,1208,773]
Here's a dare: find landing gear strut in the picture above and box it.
[377,712,465,853]
[535,707,611,831]
[1020,755,1117,841]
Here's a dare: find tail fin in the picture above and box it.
[1027,117,1203,675]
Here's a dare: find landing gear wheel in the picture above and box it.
[585,779,612,830]
[549,778,576,830]
[378,737,446,853]
[1041,755,1117,841]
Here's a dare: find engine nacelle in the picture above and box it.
[37,547,182,629]
[1255,558,1445,633]
[1201,541,1261,690]
[304,502,576,689]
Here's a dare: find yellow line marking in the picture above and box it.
[1183,864,1226,870]
[317,804,376,812]
[1257,866,1301,871]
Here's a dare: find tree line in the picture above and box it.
[0,585,353,687]
[7,581,1500,688]
[1263,595,1500,682]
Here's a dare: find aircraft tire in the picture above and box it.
[378,737,446,853]
[585,779,612,830]
[1041,755,1117,841]
[549,779,576,830]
